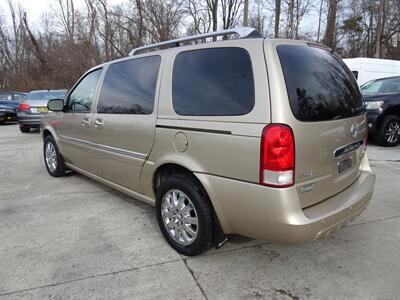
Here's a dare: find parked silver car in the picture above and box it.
[18,90,67,133]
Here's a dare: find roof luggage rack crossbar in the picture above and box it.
[129,27,258,56]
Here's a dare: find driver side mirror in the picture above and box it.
[47,99,64,111]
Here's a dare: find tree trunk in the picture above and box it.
[295,0,299,38]
[324,0,338,48]
[286,0,294,38]
[136,0,144,47]
[212,0,218,32]
[316,0,324,42]
[243,0,249,27]
[375,0,384,58]
[274,0,281,37]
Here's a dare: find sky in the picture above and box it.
[0,0,128,28]
[0,0,319,36]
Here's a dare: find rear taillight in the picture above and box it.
[18,103,30,111]
[260,124,295,187]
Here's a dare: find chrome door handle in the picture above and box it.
[81,118,89,127]
[94,118,104,129]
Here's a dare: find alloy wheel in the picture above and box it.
[45,142,57,173]
[384,120,400,144]
[161,189,199,246]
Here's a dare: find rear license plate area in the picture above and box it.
[37,107,48,113]
[338,158,352,174]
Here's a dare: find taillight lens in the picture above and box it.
[18,103,31,111]
[260,124,295,187]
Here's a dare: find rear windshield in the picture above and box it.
[277,45,364,121]
[27,91,66,100]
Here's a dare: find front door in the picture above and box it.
[90,55,161,192]
[58,68,103,172]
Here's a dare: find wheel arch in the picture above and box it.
[42,126,60,148]
[152,162,229,246]
[383,105,400,118]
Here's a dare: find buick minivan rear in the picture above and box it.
[208,40,375,243]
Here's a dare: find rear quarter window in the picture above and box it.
[277,45,363,121]
[172,47,255,116]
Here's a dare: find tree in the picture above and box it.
[206,0,219,32]
[375,0,384,58]
[274,0,281,37]
[221,0,243,29]
[324,0,339,48]
[316,0,324,42]
[243,0,249,26]
[1,0,400,93]
[186,0,212,34]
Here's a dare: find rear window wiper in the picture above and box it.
[332,105,366,120]
[352,105,367,114]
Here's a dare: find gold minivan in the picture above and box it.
[42,28,375,256]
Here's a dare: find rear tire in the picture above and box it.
[43,135,66,177]
[156,175,213,256]
[376,115,400,147]
[19,125,30,133]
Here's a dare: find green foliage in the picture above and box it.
[340,16,363,34]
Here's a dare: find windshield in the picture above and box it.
[27,91,66,100]
[361,77,400,95]
[277,44,364,121]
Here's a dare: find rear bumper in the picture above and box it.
[196,153,375,244]
[17,114,43,126]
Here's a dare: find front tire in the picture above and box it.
[156,175,213,256]
[43,135,66,177]
[19,125,30,133]
[376,115,400,147]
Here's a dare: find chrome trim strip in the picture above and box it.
[333,140,364,159]
[59,135,146,159]
[156,124,231,135]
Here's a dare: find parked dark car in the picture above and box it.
[0,92,27,109]
[18,89,67,133]
[0,104,17,124]
[361,76,400,146]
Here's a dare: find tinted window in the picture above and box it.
[361,77,400,95]
[172,48,254,116]
[0,94,12,100]
[97,56,160,114]
[361,80,383,95]
[277,45,363,121]
[68,69,102,112]
[27,91,66,100]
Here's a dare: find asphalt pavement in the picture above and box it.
[1,124,399,299]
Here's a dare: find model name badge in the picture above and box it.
[299,170,313,177]
[300,183,315,193]
[334,140,364,158]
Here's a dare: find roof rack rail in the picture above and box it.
[129,27,259,56]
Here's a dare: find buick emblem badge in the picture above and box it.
[350,124,358,139]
